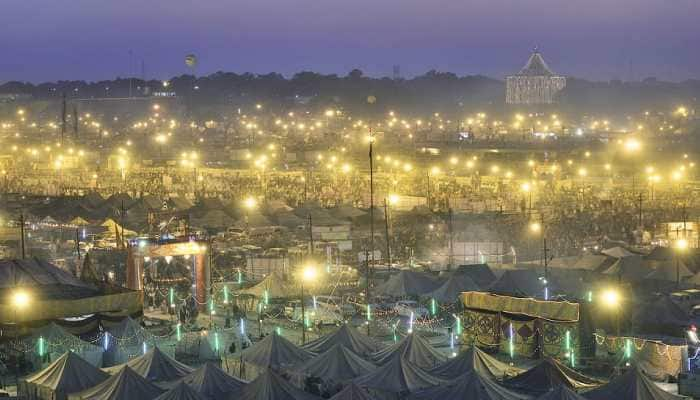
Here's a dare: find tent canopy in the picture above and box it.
[371,333,446,370]
[237,369,320,400]
[302,324,383,357]
[104,347,193,382]
[20,352,108,400]
[241,332,313,370]
[354,355,445,394]
[181,362,247,400]
[502,358,602,395]
[428,346,524,380]
[585,367,686,400]
[426,272,480,303]
[408,370,529,400]
[633,296,689,328]
[236,271,299,299]
[602,247,635,259]
[537,385,588,400]
[455,264,497,288]
[299,344,377,383]
[328,383,378,400]
[154,382,207,400]
[373,270,445,297]
[68,366,164,400]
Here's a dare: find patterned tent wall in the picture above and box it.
[594,334,686,380]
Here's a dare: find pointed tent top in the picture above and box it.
[408,370,529,400]
[329,383,378,400]
[428,346,524,380]
[427,273,480,303]
[299,344,377,382]
[517,50,556,77]
[104,346,193,382]
[372,333,446,370]
[238,369,320,400]
[303,324,384,356]
[23,351,108,392]
[585,367,686,400]
[354,354,445,393]
[69,365,164,400]
[181,362,247,400]
[535,385,588,400]
[502,358,602,395]
[154,382,208,400]
[241,331,313,369]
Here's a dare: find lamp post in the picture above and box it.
[675,239,689,288]
[300,265,317,344]
[12,289,30,380]
[530,217,549,299]
[601,288,621,336]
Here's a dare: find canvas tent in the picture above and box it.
[632,296,689,333]
[237,369,320,400]
[181,362,247,400]
[602,247,635,259]
[371,333,446,370]
[236,271,299,299]
[537,385,588,400]
[426,272,480,303]
[584,367,686,400]
[68,366,164,400]
[104,347,193,382]
[603,256,651,282]
[329,383,378,400]
[302,324,383,357]
[502,358,602,395]
[408,370,529,400]
[103,317,150,366]
[373,270,444,297]
[298,344,377,384]
[153,382,207,400]
[19,352,109,400]
[487,269,552,298]
[455,264,498,288]
[28,323,104,367]
[353,355,445,395]
[240,332,313,370]
[428,346,524,380]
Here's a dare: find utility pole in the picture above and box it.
[19,212,26,259]
[73,106,79,140]
[308,214,314,256]
[367,128,374,336]
[448,206,454,270]
[76,228,81,260]
[383,199,391,271]
[638,193,643,228]
[61,93,67,144]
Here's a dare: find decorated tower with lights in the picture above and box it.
[506,48,566,105]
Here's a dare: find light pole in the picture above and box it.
[300,265,317,344]
[601,288,621,336]
[12,289,31,380]
[530,218,549,299]
[675,239,688,288]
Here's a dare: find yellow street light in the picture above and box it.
[601,289,620,308]
[676,238,689,251]
[12,290,30,309]
[302,265,318,282]
[521,182,531,193]
[243,196,258,210]
[388,194,400,206]
[529,221,542,233]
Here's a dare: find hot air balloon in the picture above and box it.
[185,54,197,68]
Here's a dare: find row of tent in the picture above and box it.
[19,323,687,400]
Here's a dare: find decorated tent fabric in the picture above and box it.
[455,264,498,288]
[68,366,164,400]
[461,292,579,322]
[236,271,299,299]
[240,332,313,370]
[371,333,446,370]
[181,362,247,400]
[328,383,378,400]
[537,385,588,400]
[298,344,377,383]
[584,367,686,400]
[236,369,320,400]
[408,370,529,400]
[104,347,193,382]
[154,382,207,400]
[19,352,109,400]
[373,270,444,297]
[28,322,104,367]
[502,358,602,395]
[353,355,445,394]
[426,272,480,303]
[302,324,383,357]
[428,346,524,380]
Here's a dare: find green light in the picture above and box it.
[264,290,269,305]
[587,291,593,302]
[625,338,632,359]
[209,299,215,315]
[237,269,243,284]
[366,304,372,321]
[455,315,462,335]
[214,332,220,352]
[38,336,45,357]
[509,323,514,359]
[431,298,437,315]
[169,287,174,306]
[571,351,576,367]
[176,323,181,341]
[565,330,571,352]
[276,326,281,335]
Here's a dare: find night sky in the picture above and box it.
[1,0,699,82]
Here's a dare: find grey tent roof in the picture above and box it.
[299,344,377,383]
[181,362,247,400]
[0,258,98,300]
[488,269,550,298]
[603,256,651,281]
[584,367,686,400]
[68,366,164,400]
[602,247,635,259]
[104,347,193,382]
[645,260,693,282]
[353,355,445,394]
[21,352,109,399]
[516,51,556,76]
[154,382,207,400]
[236,369,320,400]
[106,317,148,342]
[240,332,313,370]
[329,383,378,400]
[537,385,588,400]
[502,358,602,396]
[408,371,529,400]
[632,296,689,328]
[427,272,480,303]
[236,271,299,298]
[455,264,498,288]
[371,334,446,370]
[233,212,274,229]
[428,346,524,380]
[373,270,444,297]
[30,323,102,352]
[302,324,384,356]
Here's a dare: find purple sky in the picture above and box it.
[1,0,699,83]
